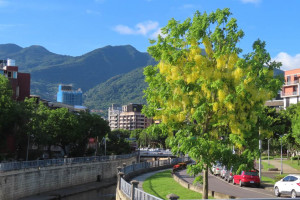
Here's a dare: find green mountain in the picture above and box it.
[0,44,155,101]
[84,67,148,116]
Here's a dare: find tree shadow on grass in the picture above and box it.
[145,170,172,199]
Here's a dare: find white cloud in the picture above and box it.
[272,52,300,71]
[150,28,167,39]
[113,21,159,36]
[240,0,261,4]
[114,25,135,35]
[86,9,101,15]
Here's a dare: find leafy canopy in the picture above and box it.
[143,8,283,171]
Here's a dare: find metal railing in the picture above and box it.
[121,178,132,198]
[134,188,163,200]
[285,80,299,85]
[0,152,137,172]
[281,91,298,96]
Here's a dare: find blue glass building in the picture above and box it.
[57,84,83,106]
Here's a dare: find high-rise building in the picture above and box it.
[108,104,122,130]
[0,59,30,101]
[108,103,152,131]
[57,84,83,106]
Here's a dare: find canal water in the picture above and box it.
[62,185,116,200]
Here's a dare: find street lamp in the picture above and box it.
[268,138,272,166]
[275,133,286,174]
[258,127,262,178]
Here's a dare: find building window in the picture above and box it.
[294,75,299,83]
[7,71,12,78]
[286,76,291,84]
[13,71,17,79]
[293,86,297,95]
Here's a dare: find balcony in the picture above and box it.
[281,91,299,97]
[284,80,299,86]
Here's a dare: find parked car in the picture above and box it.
[172,162,187,172]
[233,170,260,187]
[220,166,228,179]
[224,167,233,183]
[274,174,300,198]
[213,163,222,176]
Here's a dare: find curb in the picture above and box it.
[173,170,276,198]
[172,172,236,199]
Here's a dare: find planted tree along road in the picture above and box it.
[143,8,283,199]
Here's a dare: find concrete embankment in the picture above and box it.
[0,156,136,200]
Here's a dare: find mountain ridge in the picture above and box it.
[0,43,156,101]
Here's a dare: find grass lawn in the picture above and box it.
[283,159,300,171]
[143,170,209,200]
[261,176,276,185]
[261,160,276,171]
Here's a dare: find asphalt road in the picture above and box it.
[177,169,278,199]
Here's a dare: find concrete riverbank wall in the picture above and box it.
[0,156,137,200]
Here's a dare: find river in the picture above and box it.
[62,185,116,200]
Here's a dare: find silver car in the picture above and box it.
[213,163,222,176]
[220,166,228,179]
[224,167,233,183]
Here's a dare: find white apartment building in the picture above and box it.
[108,103,152,131]
[108,104,122,130]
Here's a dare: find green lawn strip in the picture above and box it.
[261,160,276,171]
[142,170,210,200]
[261,176,275,185]
[283,160,300,171]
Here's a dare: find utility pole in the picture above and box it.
[280,135,283,174]
[258,128,261,178]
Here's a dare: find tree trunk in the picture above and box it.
[203,164,208,199]
[47,145,52,159]
[62,145,67,156]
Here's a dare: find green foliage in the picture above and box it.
[290,103,300,146]
[106,129,131,155]
[143,8,283,197]
[0,75,14,135]
[84,67,148,118]
[0,74,112,159]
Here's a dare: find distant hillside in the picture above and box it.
[84,67,147,117]
[0,44,156,101]
[0,44,72,71]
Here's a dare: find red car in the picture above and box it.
[233,170,260,187]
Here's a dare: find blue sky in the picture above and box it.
[0,0,299,70]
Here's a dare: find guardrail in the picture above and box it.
[0,152,137,172]
[118,157,189,200]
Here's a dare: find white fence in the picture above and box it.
[119,157,189,200]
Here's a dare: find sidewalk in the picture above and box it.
[263,159,299,174]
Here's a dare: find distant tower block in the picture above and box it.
[57,84,83,106]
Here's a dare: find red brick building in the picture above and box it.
[0,59,30,101]
[281,68,300,108]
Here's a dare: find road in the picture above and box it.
[177,170,277,199]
